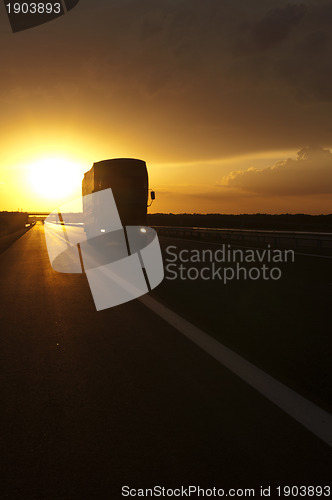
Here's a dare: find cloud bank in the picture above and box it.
[222,146,332,195]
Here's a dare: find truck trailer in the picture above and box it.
[82,158,153,238]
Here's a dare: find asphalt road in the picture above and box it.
[153,236,332,413]
[0,224,331,499]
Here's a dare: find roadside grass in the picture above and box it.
[0,226,32,255]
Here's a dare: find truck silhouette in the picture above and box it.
[44,158,163,308]
[82,158,154,239]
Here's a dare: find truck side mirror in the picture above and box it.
[151,191,155,200]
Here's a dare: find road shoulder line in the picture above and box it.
[139,294,332,447]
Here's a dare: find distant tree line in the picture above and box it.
[147,213,332,232]
[2,211,331,233]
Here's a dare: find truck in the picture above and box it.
[82,158,154,238]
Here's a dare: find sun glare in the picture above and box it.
[29,157,83,199]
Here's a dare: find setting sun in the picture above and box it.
[28,157,83,200]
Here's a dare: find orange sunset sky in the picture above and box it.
[0,0,332,214]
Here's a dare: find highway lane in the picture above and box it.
[0,224,331,499]
[154,236,332,413]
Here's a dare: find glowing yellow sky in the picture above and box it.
[1,126,332,215]
[1,1,332,214]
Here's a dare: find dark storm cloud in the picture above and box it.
[252,4,307,49]
[222,146,332,195]
[2,0,332,160]
[85,0,332,108]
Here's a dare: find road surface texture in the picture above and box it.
[153,236,332,413]
[0,224,331,499]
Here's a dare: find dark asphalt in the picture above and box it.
[0,224,331,499]
[154,236,332,413]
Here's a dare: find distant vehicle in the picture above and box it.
[82,158,155,238]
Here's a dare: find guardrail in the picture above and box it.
[152,226,332,254]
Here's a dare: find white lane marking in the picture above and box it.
[139,294,332,447]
